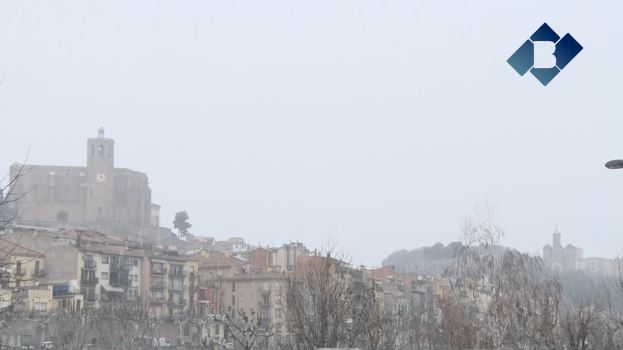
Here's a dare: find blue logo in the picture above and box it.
[507,23,583,86]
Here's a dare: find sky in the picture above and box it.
[1,1,622,267]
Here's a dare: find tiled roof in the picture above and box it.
[0,239,44,259]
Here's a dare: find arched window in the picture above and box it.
[57,211,69,222]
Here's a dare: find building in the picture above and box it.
[213,237,248,254]
[143,249,199,318]
[3,227,145,311]
[0,239,52,313]
[249,247,277,273]
[8,128,157,238]
[543,228,583,272]
[579,257,619,277]
[274,242,308,272]
[197,252,248,281]
[217,274,288,348]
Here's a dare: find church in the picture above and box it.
[8,128,160,239]
[542,228,583,272]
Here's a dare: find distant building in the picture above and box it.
[543,228,583,272]
[579,257,619,277]
[143,249,199,319]
[213,237,248,254]
[0,239,52,313]
[249,247,277,273]
[8,128,158,238]
[274,242,308,272]
[3,227,198,318]
[218,273,288,348]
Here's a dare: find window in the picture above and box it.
[133,259,138,266]
[172,279,183,291]
[262,294,269,305]
[35,302,47,312]
[15,261,21,275]
[127,288,138,300]
[231,295,235,306]
[101,272,108,280]
[101,256,109,264]
[232,281,236,292]
[56,211,68,222]
[19,335,31,347]
[34,261,40,276]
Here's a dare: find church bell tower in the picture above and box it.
[85,127,115,225]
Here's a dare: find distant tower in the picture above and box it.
[552,227,561,247]
[85,127,115,225]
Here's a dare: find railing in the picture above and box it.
[168,298,186,306]
[169,269,187,278]
[150,282,165,290]
[83,258,96,269]
[81,277,99,285]
[110,262,129,271]
[150,267,167,275]
[149,297,166,304]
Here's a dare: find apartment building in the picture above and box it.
[3,227,141,311]
[0,239,51,313]
[142,249,199,318]
[218,274,288,347]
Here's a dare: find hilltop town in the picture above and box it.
[0,130,621,349]
[0,130,456,349]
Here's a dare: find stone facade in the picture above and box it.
[8,128,157,238]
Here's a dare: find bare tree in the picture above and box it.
[351,284,399,350]
[0,161,29,230]
[47,310,96,350]
[559,296,600,350]
[446,204,561,350]
[285,250,356,350]
[92,302,152,349]
[218,308,278,350]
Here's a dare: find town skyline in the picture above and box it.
[3,129,619,268]
[2,1,623,268]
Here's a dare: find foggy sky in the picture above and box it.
[1,1,622,266]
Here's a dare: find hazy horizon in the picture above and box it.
[2,1,623,266]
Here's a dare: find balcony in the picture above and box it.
[169,270,187,278]
[83,258,96,269]
[149,297,166,304]
[150,282,165,290]
[81,277,99,285]
[168,298,186,307]
[110,261,129,271]
[150,267,167,275]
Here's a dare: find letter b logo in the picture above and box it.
[507,23,583,86]
[533,41,556,69]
